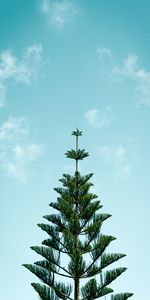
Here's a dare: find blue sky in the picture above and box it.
[0,1,150,299]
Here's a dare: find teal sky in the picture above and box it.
[0,1,150,299]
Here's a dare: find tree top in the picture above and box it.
[71,128,82,137]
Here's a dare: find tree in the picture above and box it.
[23,129,133,300]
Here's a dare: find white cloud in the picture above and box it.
[41,0,49,12]
[85,106,114,128]
[98,146,112,163]
[96,47,112,62]
[99,145,127,164]
[98,141,136,181]
[99,144,131,178]
[97,47,150,107]
[109,53,150,107]
[0,83,6,107]
[0,116,28,141]
[41,0,79,30]
[0,117,43,181]
[0,44,43,106]
[115,145,127,161]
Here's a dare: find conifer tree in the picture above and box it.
[23,129,133,300]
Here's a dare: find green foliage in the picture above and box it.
[23,264,53,285]
[23,129,133,300]
[81,279,113,299]
[72,129,83,137]
[111,293,134,300]
[65,149,89,160]
[31,283,56,300]
[54,282,72,300]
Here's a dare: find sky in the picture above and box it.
[0,0,150,299]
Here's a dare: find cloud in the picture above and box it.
[110,54,150,107]
[41,0,79,30]
[0,116,43,181]
[0,83,6,107]
[41,0,49,12]
[98,144,131,180]
[99,145,127,163]
[98,135,138,181]
[85,106,114,128]
[97,48,150,108]
[96,47,112,62]
[0,44,43,106]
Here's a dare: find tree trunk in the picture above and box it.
[74,278,80,300]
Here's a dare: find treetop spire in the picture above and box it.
[65,129,89,172]
[72,128,82,153]
[71,128,83,137]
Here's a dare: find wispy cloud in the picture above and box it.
[0,44,43,106]
[0,116,43,181]
[85,106,114,128]
[98,144,131,180]
[41,0,79,30]
[98,136,137,181]
[96,47,113,74]
[110,54,150,107]
[0,83,6,107]
[96,48,150,107]
[96,47,112,62]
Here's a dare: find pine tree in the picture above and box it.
[23,129,133,300]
